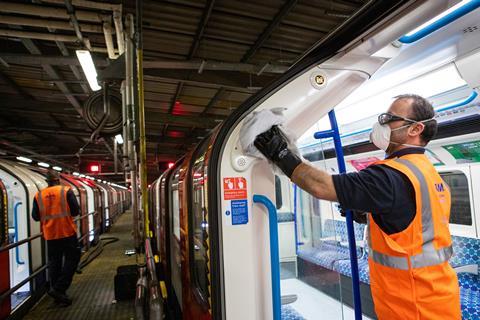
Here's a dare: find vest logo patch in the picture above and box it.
[435,183,445,192]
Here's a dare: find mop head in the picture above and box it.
[240,108,302,171]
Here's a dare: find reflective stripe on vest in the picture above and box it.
[37,186,70,222]
[368,158,453,270]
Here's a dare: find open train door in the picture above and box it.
[206,1,459,319]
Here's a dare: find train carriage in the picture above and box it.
[0,161,130,319]
[148,1,480,319]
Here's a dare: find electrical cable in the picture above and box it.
[76,236,119,272]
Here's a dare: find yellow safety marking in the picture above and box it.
[159,281,168,299]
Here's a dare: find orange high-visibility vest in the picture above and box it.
[35,185,77,240]
[367,153,461,320]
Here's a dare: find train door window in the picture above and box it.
[275,175,283,210]
[190,140,210,307]
[172,190,181,240]
[169,165,183,307]
[440,171,472,225]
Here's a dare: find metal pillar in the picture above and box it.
[136,0,150,240]
[125,13,140,249]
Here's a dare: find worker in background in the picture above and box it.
[254,94,461,319]
[32,170,81,306]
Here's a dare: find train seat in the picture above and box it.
[450,235,480,320]
[332,253,370,285]
[298,244,351,269]
[450,236,480,268]
[332,234,480,319]
[297,219,365,269]
[460,286,480,320]
[321,219,365,244]
[281,304,305,320]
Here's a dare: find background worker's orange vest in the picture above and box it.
[35,185,77,240]
[367,153,461,320]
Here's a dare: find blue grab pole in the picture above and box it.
[253,194,281,320]
[314,110,362,320]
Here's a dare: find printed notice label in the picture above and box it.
[223,177,247,200]
[231,199,248,225]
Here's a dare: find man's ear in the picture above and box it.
[408,122,425,137]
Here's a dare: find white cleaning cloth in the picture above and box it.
[240,108,301,162]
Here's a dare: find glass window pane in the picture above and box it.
[190,140,210,307]
[440,171,472,225]
[169,165,183,307]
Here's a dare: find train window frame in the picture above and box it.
[438,167,476,238]
[188,138,211,310]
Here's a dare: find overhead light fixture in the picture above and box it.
[79,174,85,178]
[73,172,80,176]
[52,166,62,171]
[37,162,50,168]
[115,134,124,144]
[16,156,32,163]
[399,0,479,43]
[76,50,101,91]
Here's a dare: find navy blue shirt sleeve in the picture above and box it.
[32,197,40,221]
[331,164,416,234]
[66,190,80,217]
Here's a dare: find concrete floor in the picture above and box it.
[24,211,138,320]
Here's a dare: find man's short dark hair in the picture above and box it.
[394,94,437,144]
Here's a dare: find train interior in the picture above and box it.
[219,1,480,319]
[0,159,130,316]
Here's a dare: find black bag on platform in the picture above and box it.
[114,265,138,301]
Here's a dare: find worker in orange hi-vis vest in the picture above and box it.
[32,170,81,306]
[252,94,461,319]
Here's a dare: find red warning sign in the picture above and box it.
[223,177,247,200]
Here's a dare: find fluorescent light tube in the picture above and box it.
[52,166,62,171]
[16,156,32,163]
[115,134,124,144]
[73,172,80,176]
[38,162,50,168]
[404,0,472,37]
[76,50,101,91]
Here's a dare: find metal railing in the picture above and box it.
[0,232,46,303]
[144,238,164,319]
[0,233,42,253]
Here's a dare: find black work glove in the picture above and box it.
[254,125,302,178]
[340,207,368,224]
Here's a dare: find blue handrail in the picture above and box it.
[14,202,25,265]
[436,90,478,112]
[314,110,362,320]
[253,194,281,320]
[399,0,480,44]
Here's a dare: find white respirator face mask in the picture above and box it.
[370,117,435,151]
[369,122,392,151]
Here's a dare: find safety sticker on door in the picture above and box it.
[231,199,248,225]
[223,177,247,200]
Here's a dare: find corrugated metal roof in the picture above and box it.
[0,0,366,182]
